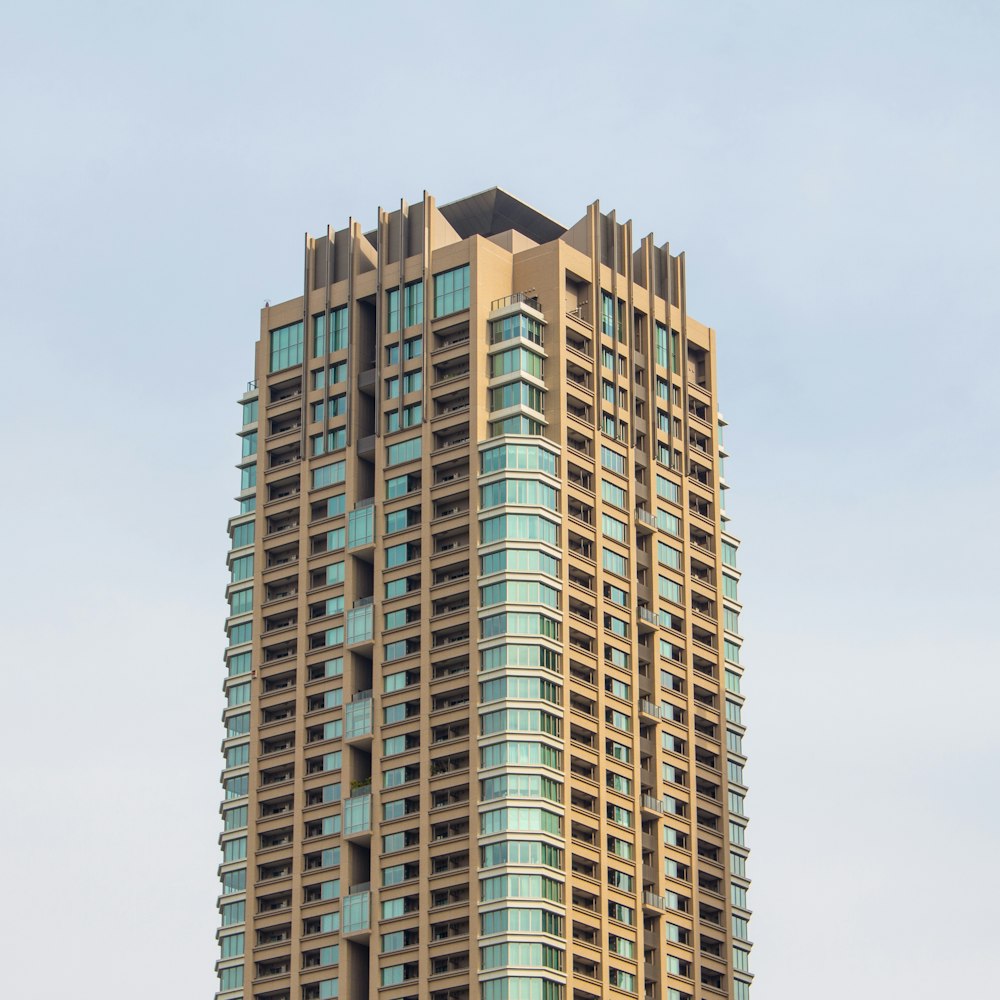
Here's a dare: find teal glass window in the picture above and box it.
[386,437,421,467]
[433,264,470,316]
[489,345,544,379]
[489,415,544,437]
[220,899,244,925]
[240,431,257,458]
[489,380,545,413]
[313,306,349,356]
[229,587,252,615]
[312,461,346,490]
[481,549,559,579]
[312,428,347,456]
[481,513,558,546]
[223,805,247,831]
[240,464,256,491]
[659,575,682,604]
[480,479,557,511]
[218,966,243,991]
[481,611,559,641]
[490,313,542,344]
[227,622,251,646]
[602,547,628,577]
[230,555,253,582]
[722,540,738,567]
[600,445,626,476]
[480,708,560,736]
[387,287,400,334]
[404,281,423,327]
[348,505,374,548]
[602,513,626,542]
[480,643,559,673]
[601,480,626,509]
[241,399,258,425]
[480,580,559,609]
[231,521,254,549]
[481,442,558,476]
[269,321,303,372]
[227,651,251,677]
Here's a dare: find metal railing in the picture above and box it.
[491,291,539,312]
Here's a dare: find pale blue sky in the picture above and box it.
[1,2,997,996]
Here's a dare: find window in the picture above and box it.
[480,741,562,770]
[219,966,244,991]
[482,513,558,546]
[659,575,682,604]
[601,480,627,509]
[724,639,741,664]
[481,479,558,511]
[229,587,252,616]
[313,306,348,355]
[481,708,560,736]
[600,445,626,476]
[608,901,635,925]
[220,900,244,925]
[480,873,562,903]
[657,541,681,569]
[481,580,559,609]
[221,868,246,894]
[404,281,423,327]
[489,414,544,437]
[270,321,303,372]
[603,547,628,577]
[481,643,559,673]
[312,461,346,489]
[240,464,256,491]
[222,837,247,862]
[490,380,545,413]
[723,574,739,600]
[481,611,559,641]
[602,513,626,542]
[227,652,251,677]
[387,437,421,467]
[609,968,636,992]
[433,264,470,316]
[481,442,558,476]
[242,399,257,425]
[722,540,738,567]
[223,806,247,831]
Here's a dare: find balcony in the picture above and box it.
[341,889,370,934]
[344,691,373,741]
[348,502,375,553]
[346,602,373,647]
[343,792,371,837]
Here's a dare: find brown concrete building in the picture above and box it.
[217,189,751,1000]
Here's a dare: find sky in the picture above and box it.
[1,1,998,996]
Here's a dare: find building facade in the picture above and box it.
[216,189,751,1000]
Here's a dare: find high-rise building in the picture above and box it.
[217,189,751,1000]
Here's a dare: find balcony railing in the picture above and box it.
[491,291,539,312]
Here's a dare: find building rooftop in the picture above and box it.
[439,186,566,245]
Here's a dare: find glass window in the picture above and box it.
[387,437,421,467]
[433,264,470,316]
[404,281,423,327]
[269,321,303,372]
